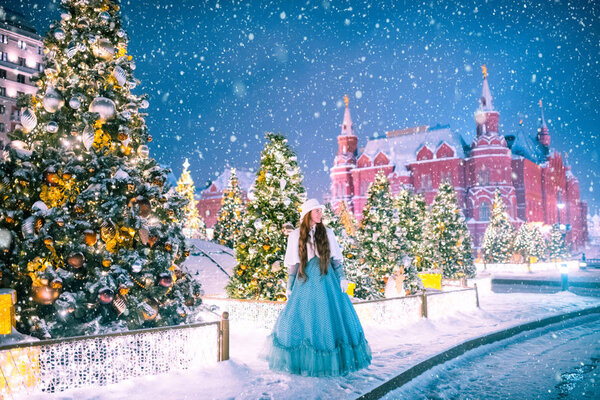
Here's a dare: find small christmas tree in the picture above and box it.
[394,189,427,269]
[514,223,546,264]
[420,183,475,279]
[0,0,201,338]
[482,190,515,263]
[226,133,306,300]
[546,224,567,261]
[175,158,206,239]
[357,171,411,298]
[213,168,245,248]
[337,200,357,238]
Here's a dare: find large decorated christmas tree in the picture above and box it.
[357,171,411,298]
[175,158,206,239]
[514,223,546,263]
[420,183,475,279]
[213,168,245,248]
[0,0,201,338]
[546,224,568,261]
[225,133,306,300]
[482,190,515,263]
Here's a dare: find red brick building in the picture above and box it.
[330,74,588,250]
[196,168,255,228]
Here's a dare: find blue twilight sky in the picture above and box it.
[5,0,600,211]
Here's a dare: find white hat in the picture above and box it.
[299,198,325,221]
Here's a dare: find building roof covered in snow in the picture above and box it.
[362,124,469,169]
[202,168,256,195]
[509,125,547,164]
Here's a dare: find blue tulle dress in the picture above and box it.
[263,256,372,377]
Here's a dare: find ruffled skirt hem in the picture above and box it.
[261,333,372,377]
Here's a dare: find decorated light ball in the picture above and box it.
[98,287,115,305]
[43,86,64,113]
[158,273,173,288]
[137,198,152,218]
[89,97,116,121]
[132,259,143,273]
[0,229,12,251]
[92,38,115,60]
[112,65,127,86]
[117,29,126,38]
[83,230,96,245]
[33,282,59,305]
[141,299,159,321]
[99,11,110,23]
[82,124,94,150]
[46,121,59,133]
[254,218,263,230]
[69,96,82,109]
[66,44,77,58]
[100,220,117,242]
[67,252,85,269]
[137,145,150,158]
[20,108,37,132]
[78,17,89,28]
[140,99,149,109]
[54,28,66,40]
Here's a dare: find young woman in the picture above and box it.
[263,199,372,376]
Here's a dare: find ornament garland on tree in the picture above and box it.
[0,0,201,338]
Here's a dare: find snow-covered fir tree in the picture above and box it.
[514,223,546,263]
[482,190,515,263]
[394,189,426,268]
[323,202,377,300]
[357,171,412,298]
[546,224,568,261]
[420,183,475,279]
[226,133,306,300]
[213,168,245,248]
[337,200,357,238]
[0,0,201,338]
[175,158,206,239]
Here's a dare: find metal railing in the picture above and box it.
[0,313,229,398]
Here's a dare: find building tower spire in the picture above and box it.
[474,64,500,137]
[341,94,354,135]
[537,99,551,148]
[331,94,358,213]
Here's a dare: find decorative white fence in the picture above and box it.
[476,260,580,274]
[0,319,224,398]
[204,287,479,330]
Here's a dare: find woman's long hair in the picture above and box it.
[297,212,330,281]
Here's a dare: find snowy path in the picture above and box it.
[384,314,600,399]
[23,291,600,400]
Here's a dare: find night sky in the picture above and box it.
[5,0,600,211]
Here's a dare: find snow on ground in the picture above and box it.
[23,289,600,400]
[385,314,600,399]
[183,239,234,296]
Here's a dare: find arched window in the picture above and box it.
[479,202,490,221]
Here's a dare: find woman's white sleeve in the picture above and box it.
[284,232,300,293]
